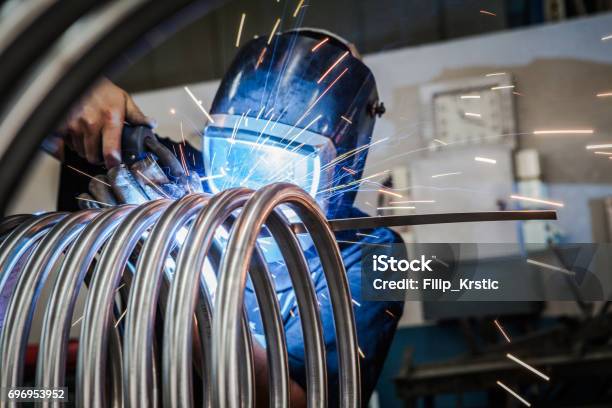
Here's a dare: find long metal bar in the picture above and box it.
[291,210,558,234]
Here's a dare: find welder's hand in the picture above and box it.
[76,140,203,209]
[60,78,155,168]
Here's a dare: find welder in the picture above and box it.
[56,29,404,406]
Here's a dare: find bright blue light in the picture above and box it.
[205,130,320,195]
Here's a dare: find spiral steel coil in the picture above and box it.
[0,183,360,408]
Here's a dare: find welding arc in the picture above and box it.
[0,183,360,408]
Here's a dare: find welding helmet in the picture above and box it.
[203,28,384,219]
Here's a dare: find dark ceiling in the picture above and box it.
[116,0,612,92]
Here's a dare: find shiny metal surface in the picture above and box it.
[0,210,96,406]
[77,199,169,408]
[36,206,133,406]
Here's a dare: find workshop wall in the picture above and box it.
[358,11,612,245]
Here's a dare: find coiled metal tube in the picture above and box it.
[0,184,360,407]
[0,211,97,403]
[77,200,170,407]
[36,206,134,406]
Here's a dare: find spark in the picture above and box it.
[136,170,171,199]
[491,85,515,90]
[594,151,612,155]
[431,172,461,178]
[486,72,506,77]
[601,34,612,41]
[385,309,396,318]
[341,166,356,175]
[377,206,415,210]
[596,92,612,97]
[235,13,246,47]
[510,194,564,207]
[390,200,435,204]
[341,115,353,124]
[494,319,511,343]
[465,112,481,118]
[184,86,214,123]
[256,47,268,69]
[169,108,176,115]
[506,353,550,381]
[318,51,349,84]
[200,174,224,181]
[285,114,322,146]
[335,240,392,248]
[433,138,448,146]
[378,188,403,198]
[178,143,190,178]
[267,18,281,45]
[480,10,497,16]
[256,106,265,120]
[294,67,348,128]
[352,299,361,307]
[67,165,111,187]
[434,257,449,268]
[526,259,575,276]
[325,137,388,170]
[75,196,111,207]
[587,144,612,149]
[475,156,497,164]
[253,114,275,147]
[533,129,593,135]
[496,381,531,407]
[115,309,128,328]
[292,0,305,17]
[356,232,379,239]
[71,315,84,327]
[311,37,329,52]
[317,169,389,194]
[358,347,366,359]
[460,95,480,99]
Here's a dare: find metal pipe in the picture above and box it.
[36,206,133,405]
[123,194,208,408]
[77,199,169,408]
[212,183,356,408]
[0,210,97,405]
[164,188,290,407]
